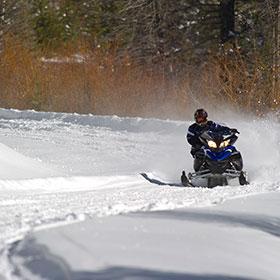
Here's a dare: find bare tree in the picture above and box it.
[264,0,280,104]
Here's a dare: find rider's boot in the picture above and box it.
[194,158,204,172]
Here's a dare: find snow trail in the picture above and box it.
[0,108,280,279]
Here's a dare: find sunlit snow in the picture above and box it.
[0,108,279,280]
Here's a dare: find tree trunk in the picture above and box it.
[0,0,5,63]
[220,0,235,43]
[273,0,280,105]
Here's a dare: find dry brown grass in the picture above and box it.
[0,37,177,117]
[0,37,278,119]
[209,45,275,116]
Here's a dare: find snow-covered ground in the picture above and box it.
[0,108,279,280]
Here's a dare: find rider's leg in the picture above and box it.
[231,150,243,171]
[193,150,205,172]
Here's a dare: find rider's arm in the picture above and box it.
[187,127,200,146]
[210,121,238,134]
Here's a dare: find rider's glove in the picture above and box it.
[230,128,239,134]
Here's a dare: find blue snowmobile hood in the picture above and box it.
[204,146,235,161]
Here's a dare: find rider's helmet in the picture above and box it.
[194,108,208,126]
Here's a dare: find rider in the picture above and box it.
[187,108,243,172]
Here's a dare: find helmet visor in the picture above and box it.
[196,116,206,123]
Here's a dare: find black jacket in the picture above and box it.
[187,120,231,147]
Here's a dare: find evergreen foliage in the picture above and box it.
[0,0,277,63]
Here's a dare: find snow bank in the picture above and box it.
[0,108,187,134]
[0,142,61,180]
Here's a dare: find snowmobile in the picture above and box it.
[181,129,249,188]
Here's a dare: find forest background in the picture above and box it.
[0,0,279,120]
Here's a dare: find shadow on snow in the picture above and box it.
[140,172,182,187]
[9,236,258,280]
[132,209,280,239]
